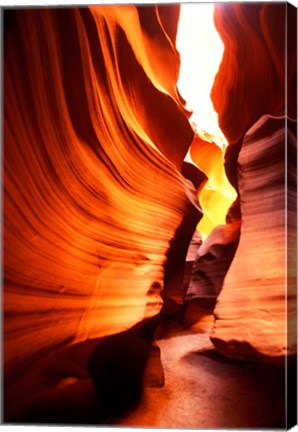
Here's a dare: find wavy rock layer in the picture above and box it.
[210,116,297,361]
[209,3,297,362]
[212,3,296,145]
[186,220,240,306]
[4,6,197,384]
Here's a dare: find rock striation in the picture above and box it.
[209,2,297,362]
[211,3,296,145]
[186,220,240,308]
[210,115,297,362]
[3,6,200,392]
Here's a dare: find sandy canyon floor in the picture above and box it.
[5,308,292,429]
[117,315,287,429]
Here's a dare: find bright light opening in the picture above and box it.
[176,3,227,149]
[176,4,237,240]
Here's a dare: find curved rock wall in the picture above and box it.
[4,6,198,383]
[210,116,296,361]
[208,3,297,362]
[212,3,296,145]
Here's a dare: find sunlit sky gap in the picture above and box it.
[176,3,227,150]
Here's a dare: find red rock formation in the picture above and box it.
[210,115,296,362]
[208,3,297,362]
[212,3,296,145]
[186,220,240,306]
[3,6,199,397]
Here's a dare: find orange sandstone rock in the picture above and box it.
[3,6,198,393]
[210,116,297,362]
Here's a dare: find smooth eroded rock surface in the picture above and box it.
[210,116,297,362]
[212,3,296,145]
[3,6,197,388]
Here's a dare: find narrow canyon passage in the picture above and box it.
[3,2,297,428]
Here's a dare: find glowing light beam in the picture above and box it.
[176,4,237,240]
[176,3,227,149]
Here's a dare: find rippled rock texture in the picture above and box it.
[3,6,200,389]
[212,3,297,145]
[208,3,297,362]
[186,220,240,307]
[210,115,297,362]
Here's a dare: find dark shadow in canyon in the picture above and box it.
[182,347,295,429]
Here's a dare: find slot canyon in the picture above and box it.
[2,2,297,428]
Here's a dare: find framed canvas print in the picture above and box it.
[1,0,297,429]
